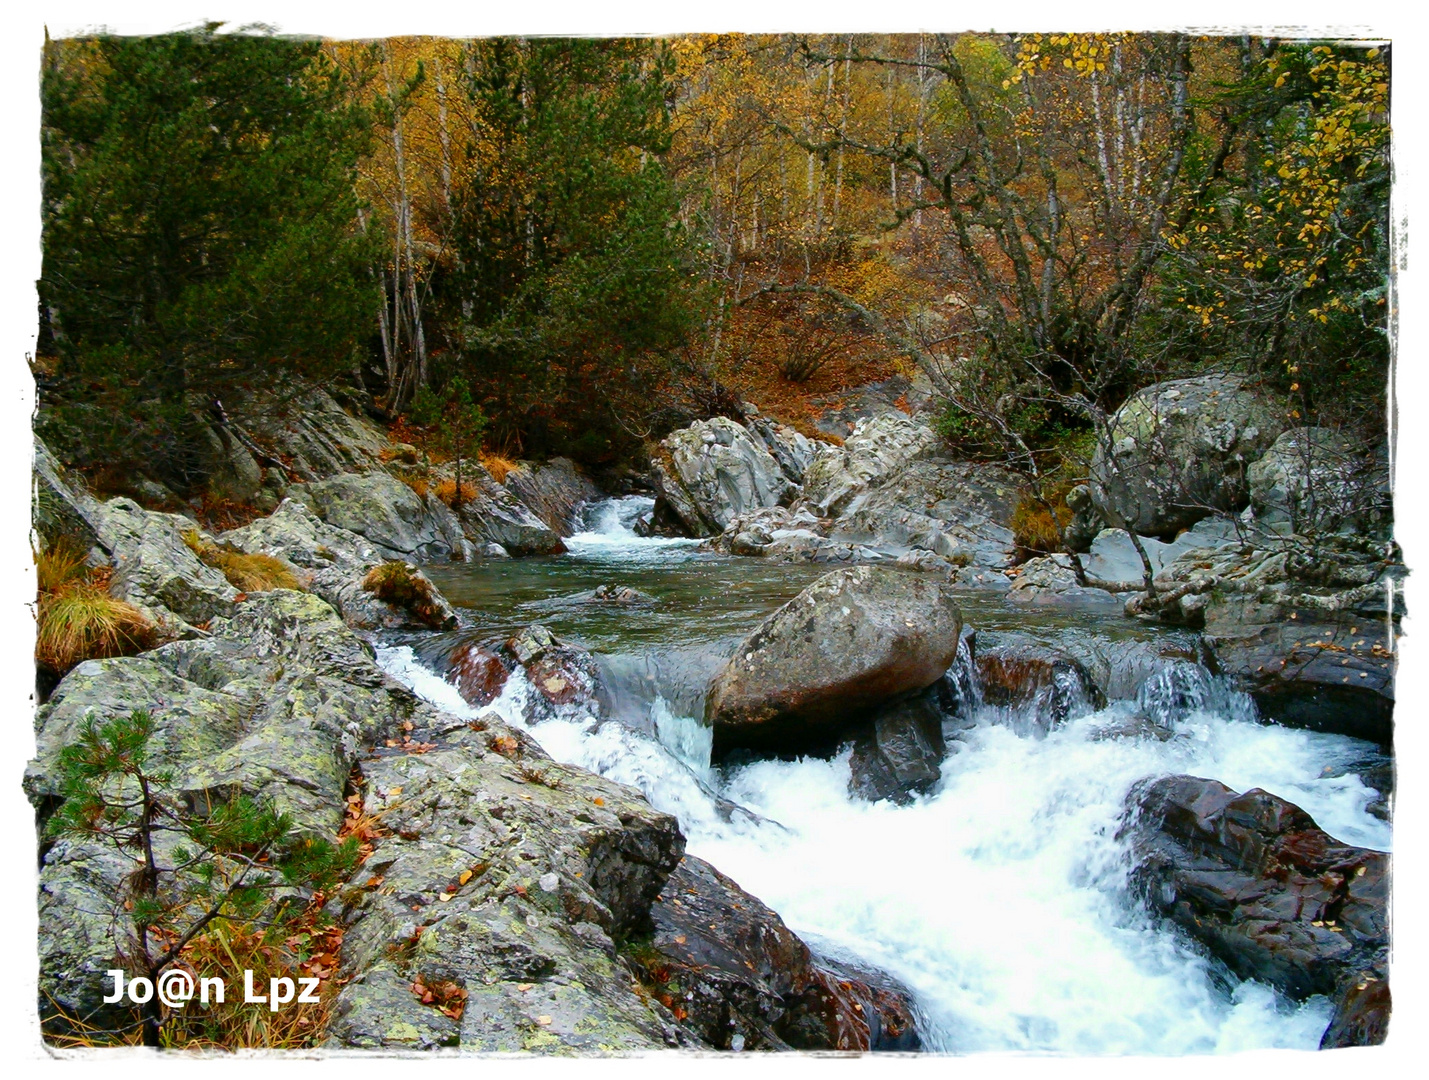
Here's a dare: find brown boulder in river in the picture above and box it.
[705,566,962,758]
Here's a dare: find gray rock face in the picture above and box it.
[1092,373,1287,537]
[706,566,963,757]
[293,471,468,562]
[801,411,941,518]
[653,417,792,537]
[1247,427,1391,536]
[327,725,689,1053]
[847,690,948,804]
[90,498,239,628]
[1123,775,1388,1046]
[33,437,105,555]
[746,416,819,485]
[220,498,457,632]
[503,457,601,536]
[833,458,1020,569]
[226,377,393,481]
[430,463,568,556]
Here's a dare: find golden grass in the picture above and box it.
[183,531,300,592]
[433,477,478,508]
[36,584,158,676]
[1010,487,1073,560]
[479,452,516,485]
[35,540,91,594]
[362,561,449,628]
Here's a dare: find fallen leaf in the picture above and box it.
[459,869,473,885]
[537,1015,553,1026]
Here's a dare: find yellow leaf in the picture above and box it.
[459,869,474,885]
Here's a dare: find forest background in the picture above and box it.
[30,24,1392,554]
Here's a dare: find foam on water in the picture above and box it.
[378,639,1388,1054]
[563,495,701,561]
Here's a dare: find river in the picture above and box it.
[377,495,1391,1054]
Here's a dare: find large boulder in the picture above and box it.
[745,414,820,485]
[705,566,963,757]
[1092,373,1287,538]
[801,411,941,518]
[1247,427,1391,537]
[502,457,601,536]
[224,376,393,481]
[1122,775,1388,1046]
[33,437,105,555]
[29,590,423,1034]
[630,854,921,1051]
[430,463,567,556]
[327,724,689,1053]
[291,471,469,562]
[652,417,792,537]
[832,458,1021,569]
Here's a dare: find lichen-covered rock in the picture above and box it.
[221,498,457,632]
[503,457,601,536]
[90,497,238,628]
[30,590,426,1033]
[652,417,792,536]
[225,377,393,481]
[33,437,106,556]
[292,471,468,562]
[801,411,941,518]
[1247,427,1391,537]
[706,566,963,757]
[1091,373,1287,537]
[327,725,689,1053]
[1122,775,1389,1046]
[429,463,567,556]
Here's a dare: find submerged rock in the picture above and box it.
[631,854,922,1051]
[847,689,949,804]
[1122,775,1389,1047]
[974,638,1105,737]
[705,566,962,758]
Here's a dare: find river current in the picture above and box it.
[377,496,1392,1054]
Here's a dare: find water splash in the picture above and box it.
[379,638,1389,1053]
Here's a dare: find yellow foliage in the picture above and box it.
[479,453,516,485]
[182,531,301,593]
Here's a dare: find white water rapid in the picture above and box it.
[377,496,1391,1055]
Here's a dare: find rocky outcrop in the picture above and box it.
[847,689,948,804]
[1128,536,1398,745]
[801,412,941,518]
[1122,775,1389,1047]
[430,463,568,556]
[225,377,393,481]
[1247,427,1391,537]
[1092,373,1287,538]
[290,471,471,563]
[33,438,106,556]
[503,457,601,536]
[705,566,963,757]
[745,414,819,485]
[652,417,792,537]
[630,854,921,1051]
[328,722,689,1053]
[221,498,457,633]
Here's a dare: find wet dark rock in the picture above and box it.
[706,566,963,758]
[449,642,510,707]
[974,639,1105,736]
[631,855,921,1051]
[1320,972,1391,1048]
[1122,775,1389,1046]
[583,584,657,605]
[848,690,948,804]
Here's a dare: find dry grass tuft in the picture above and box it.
[35,541,158,677]
[362,561,450,628]
[183,531,300,592]
[433,477,478,508]
[1010,488,1073,561]
[479,452,516,485]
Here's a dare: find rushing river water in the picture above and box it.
[380,496,1392,1054]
